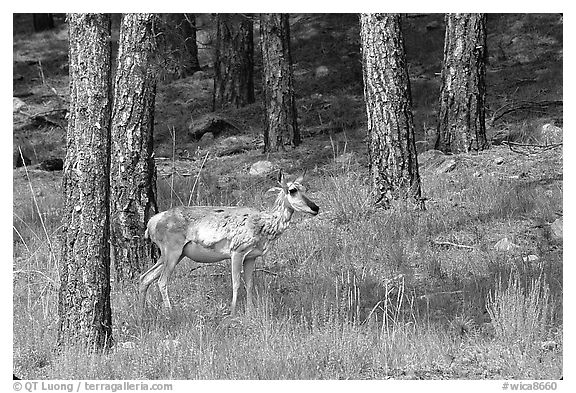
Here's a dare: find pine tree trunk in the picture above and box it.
[110,13,159,283]
[163,13,201,77]
[360,14,423,209]
[181,14,201,74]
[260,13,300,152]
[58,13,113,351]
[33,13,55,31]
[436,13,488,153]
[213,14,254,110]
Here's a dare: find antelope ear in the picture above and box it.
[277,169,288,190]
[293,169,307,185]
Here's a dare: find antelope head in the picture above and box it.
[278,170,320,215]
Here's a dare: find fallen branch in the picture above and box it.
[503,141,562,155]
[490,100,563,126]
[432,240,475,250]
[503,141,562,149]
[503,142,531,156]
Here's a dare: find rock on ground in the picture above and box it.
[188,113,240,141]
[249,160,274,176]
[418,150,458,174]
[540,123,562,145]
[199,132,215,145]
[494,237,519,251]
[13,97,26,112]
[315,65,329,78]
[550,217,562,241]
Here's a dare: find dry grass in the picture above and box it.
[13,144,563,380]
[487,274,555,350]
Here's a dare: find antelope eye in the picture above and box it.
[288,188,297,195]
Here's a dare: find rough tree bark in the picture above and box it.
[436,13,488,153]
[360,14,423,209]
[58,13,113,351]
[260,13,300,152]
[162,13,201,77]
[213,14,254,110]
[110,13,159,283]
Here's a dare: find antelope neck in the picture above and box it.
[263,191,294,239]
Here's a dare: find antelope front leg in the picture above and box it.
[230,252,244,317]
[243,258,256,315]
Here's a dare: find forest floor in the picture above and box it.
[12,14,563,380]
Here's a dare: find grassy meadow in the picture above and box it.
[13,143,563,379]
[13,14,563,379]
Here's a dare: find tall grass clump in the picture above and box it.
[319,167,372,225]
[486,273,555,351]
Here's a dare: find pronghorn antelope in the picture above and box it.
[140,170,319,317]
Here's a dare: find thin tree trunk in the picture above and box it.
[436,13,488,153]
[360,14,423,209]
[181,14,201,74]
[260,13,300,152]
[110,13,159,283]
[33,13,55,31]
[163,13,201,77]
[58,13,113,351]
[213,14,254,110]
